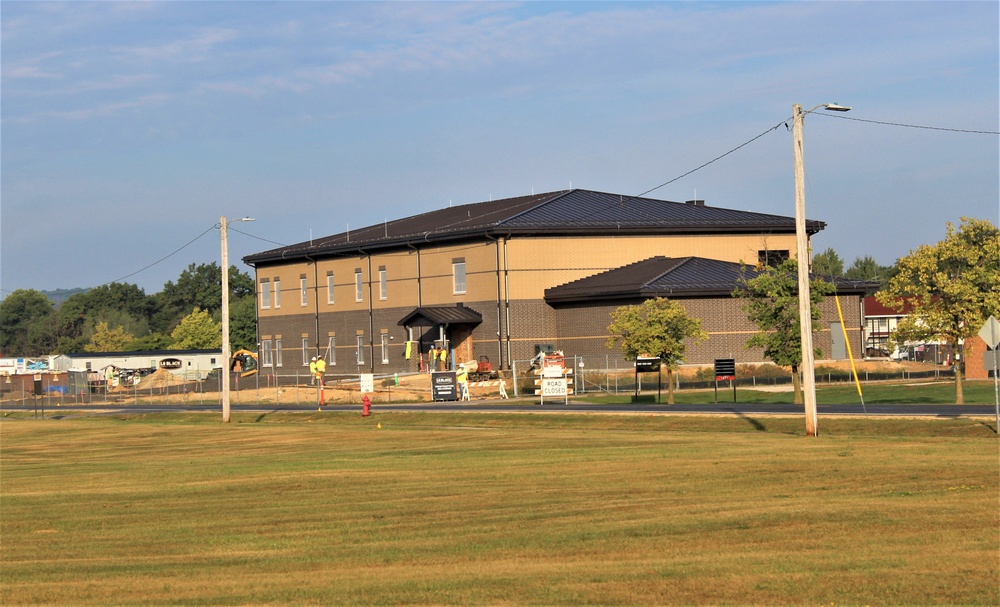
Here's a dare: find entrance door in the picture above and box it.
[830,322,846,360]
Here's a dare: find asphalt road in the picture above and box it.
[3,398,996,419]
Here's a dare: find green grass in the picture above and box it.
[2,413,997,606]
[576,379,1000,405]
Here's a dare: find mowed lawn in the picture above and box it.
[2,413,997,606]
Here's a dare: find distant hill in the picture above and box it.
[42,288,90,305]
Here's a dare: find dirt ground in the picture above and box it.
[1,360,946,406]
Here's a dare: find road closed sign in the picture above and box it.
[540,377,568,397]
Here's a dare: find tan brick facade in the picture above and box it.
[252,230,856,376]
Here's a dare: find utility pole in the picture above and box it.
[220,215,255,423]
[793,102,851,437]
[792,104,819,436]
[221,215,232,423]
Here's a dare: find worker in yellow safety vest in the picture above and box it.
[315,357,326,386]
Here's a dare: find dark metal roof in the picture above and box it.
[244,189,824,266]
[544,256,878,303]
[397,304,483,327]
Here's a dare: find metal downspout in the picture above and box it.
[304,253,321,358]
[503,236,512,369]
[363,249,375,373]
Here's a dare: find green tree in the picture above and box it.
[876,217,1000,404]
[845,255,897,286]
[735,258,835,404]
[229,295,258,352]
[0,289,56,356]
[127,333,175,351]
[811,247,844,277]
[606,298,708,404]
[59,283,157,348]
[85,321,134,352]
[169,308,222,350]
[155,263,253,333]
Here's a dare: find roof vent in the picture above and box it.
[685,200,705,206]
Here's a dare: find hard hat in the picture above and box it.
[311,356,317,361]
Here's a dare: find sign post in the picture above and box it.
[977,316,1000,432]
[634,357,661,403]
[714,358,736,404]
[431,372,458,401]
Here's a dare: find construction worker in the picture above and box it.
[315,356,326,386]
[309,357,317,385]
[456,364,470,401]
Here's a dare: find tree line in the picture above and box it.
[0,263,257,357]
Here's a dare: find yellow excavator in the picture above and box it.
[230,350,258,377]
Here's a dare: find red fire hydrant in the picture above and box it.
[362,395,371,417]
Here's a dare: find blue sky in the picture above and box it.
[2,1,997,297]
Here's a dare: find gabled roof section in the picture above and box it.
[544,256,877,303]
[397,304,483,327]
[244,189,824,266]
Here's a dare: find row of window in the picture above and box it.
[260,261,467,310]
[258,334,395,368]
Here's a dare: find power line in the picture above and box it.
[636,121,786,197]
[106,225,217,286]
[815,112,999,135]
[229,226,286,247]
[636,112,998,199]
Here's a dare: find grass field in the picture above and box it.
[2,412,997,606]
[585,379,1000,405]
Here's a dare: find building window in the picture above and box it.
[534,344,555,357]
[327,272,335,304]
[355,270,363,302]
[273,279,281,308]
[260,279,271,309]
[300,276,308,307]
[453,260,466,294]
[261,340,273,367]
[758,250,789,268]
[302,338,310,365]
[327,336,336,366]
[381,334,389,364]
[379,267,387,301]
[356,335,365,365]
[274,339,283,367]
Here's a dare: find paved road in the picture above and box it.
[3,399,995,419]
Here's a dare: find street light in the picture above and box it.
[221,215,255,423]
[793,102,850,437]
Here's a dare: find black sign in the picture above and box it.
[159,358,183,370]
[635,357,661,373]
[714,358,736,380]
[431,372,458,401]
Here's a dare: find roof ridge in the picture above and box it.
[494,189,575,228]
[639,256,693,289]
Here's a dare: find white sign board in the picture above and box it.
[541,377,568,396]
[542,365,564,378]
[978,316,1000,349]
[359,373,374,393]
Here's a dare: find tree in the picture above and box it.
[85,321,134,352]
[59,283,157,350]
[811,247,844,277]
[735,258,835,405]
[0,289,56,356]
[229,295,258,352]
[169,308,222,350]
[155,263,254,333]
[876,217,1000,404]
[606,298,708,404]
[845,255,897,286]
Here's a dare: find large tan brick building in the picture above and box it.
[243,189,872,377]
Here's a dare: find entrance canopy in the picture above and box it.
[397,304,483,328]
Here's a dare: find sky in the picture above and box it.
[2,1,998,298]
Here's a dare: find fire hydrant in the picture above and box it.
[362,395,371,417]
